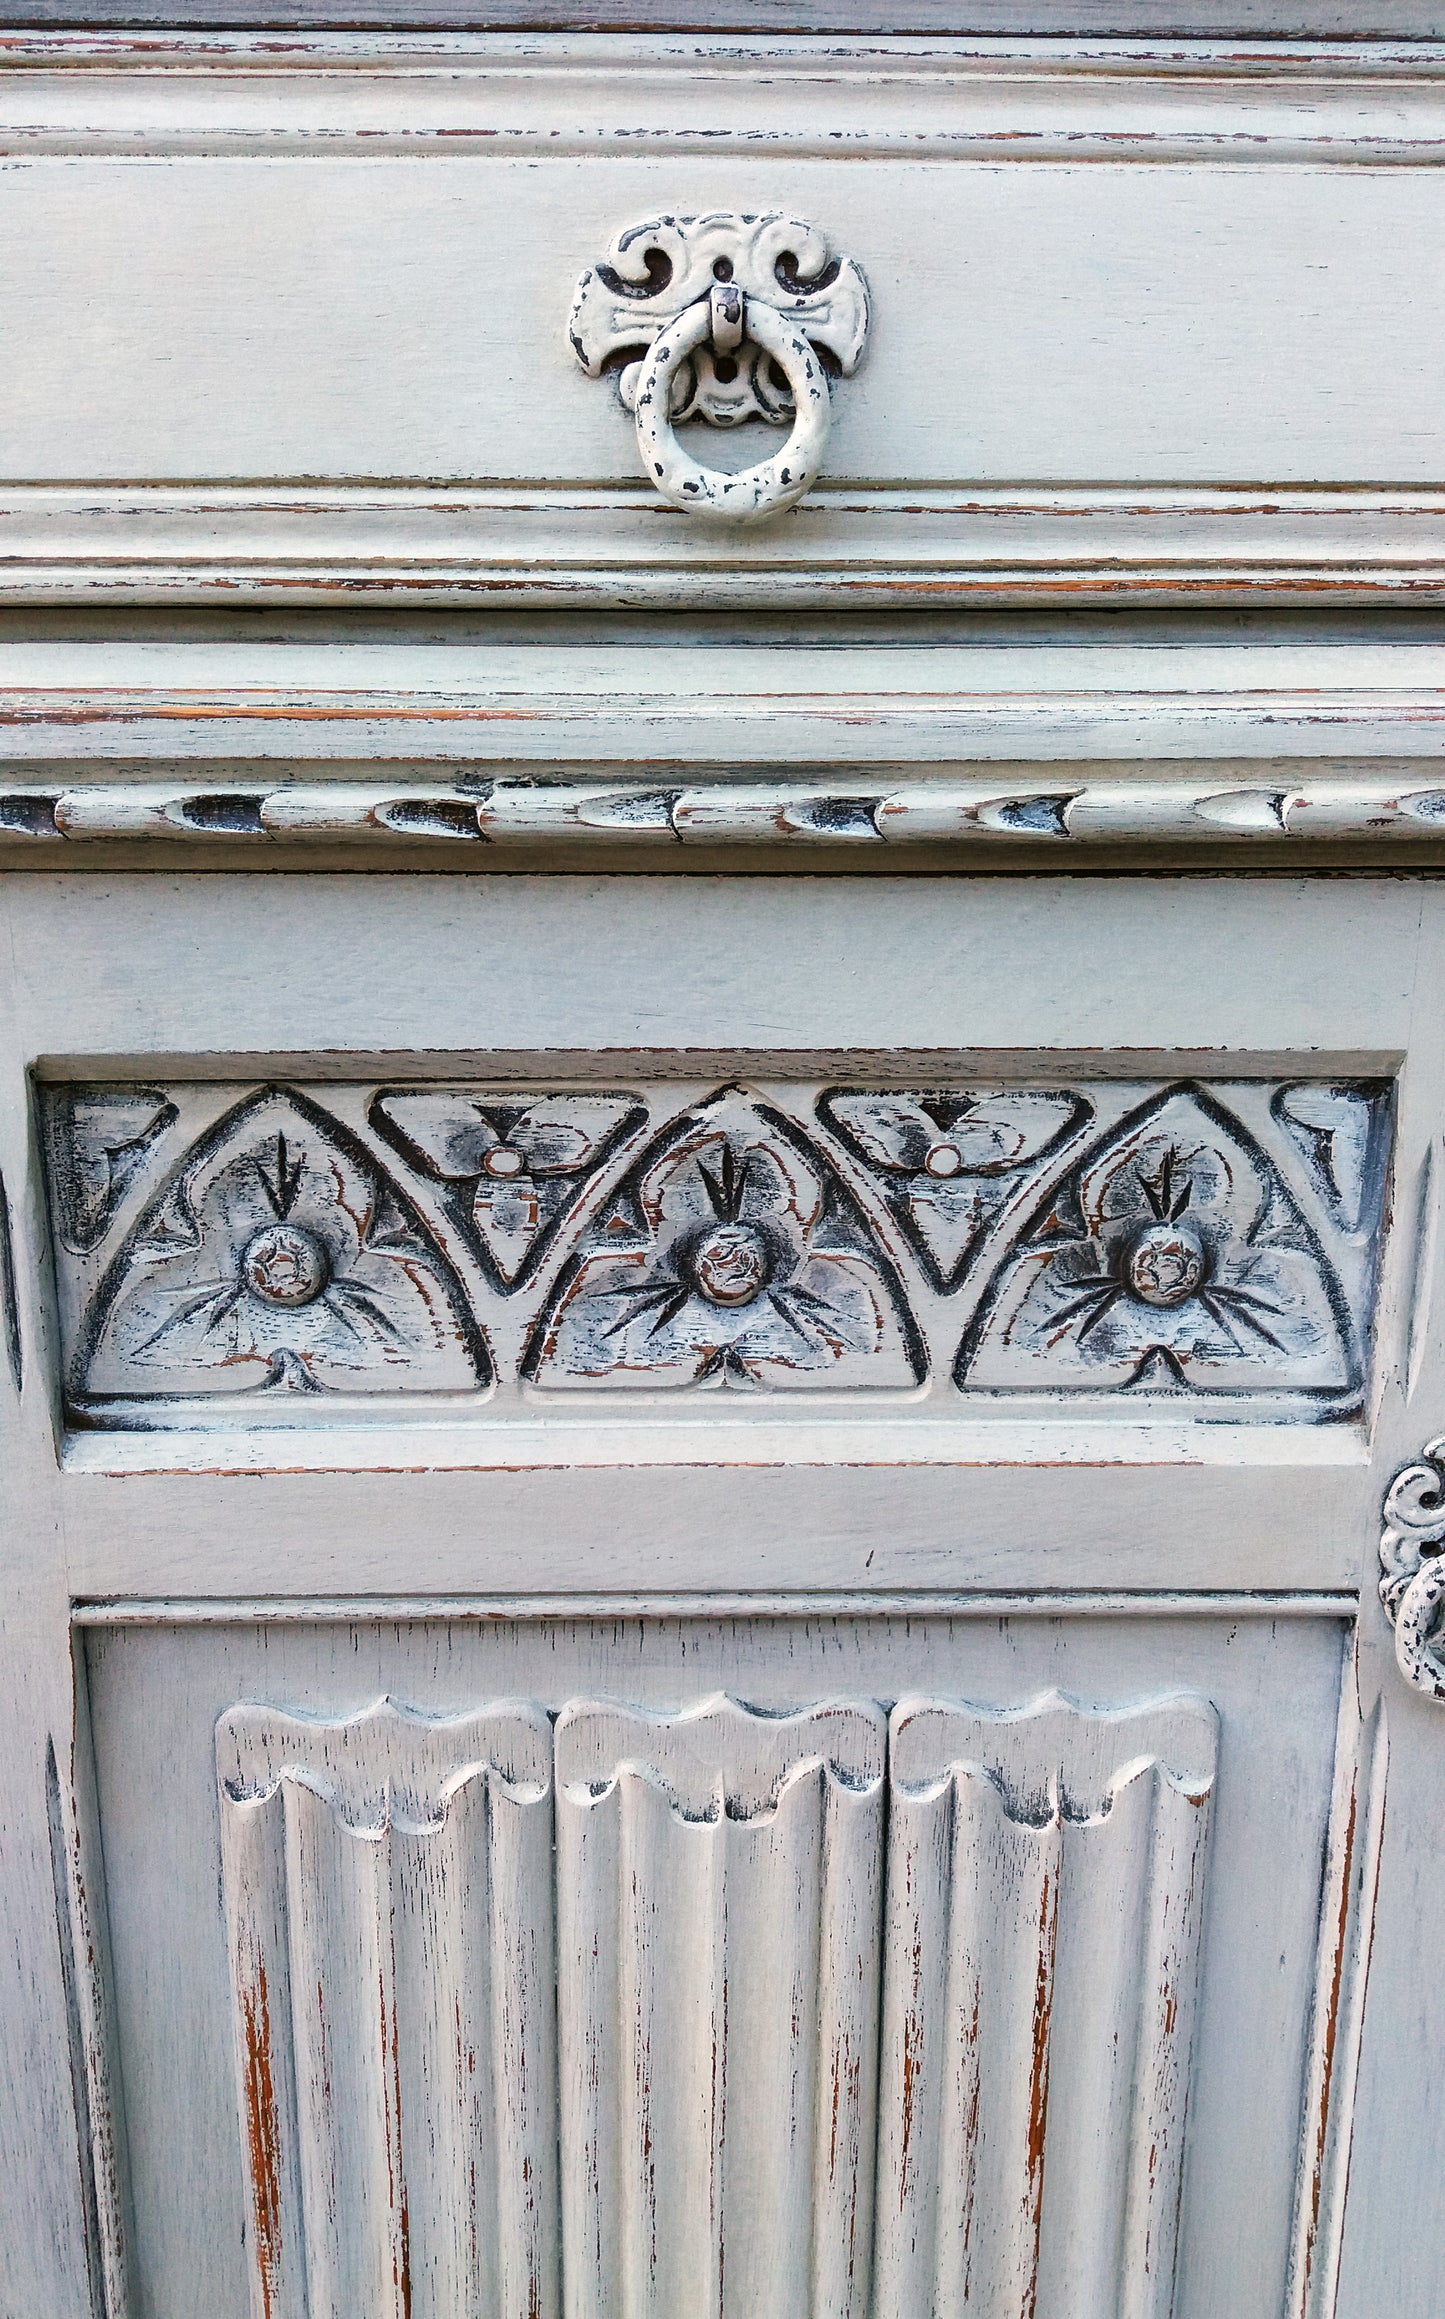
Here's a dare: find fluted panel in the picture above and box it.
[875,1691,1218,2319]
[553,1695,887,2319]
[216,1698,557,2319]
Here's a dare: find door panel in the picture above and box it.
[10,866,1441,2319]
[83,1609,1344,2319]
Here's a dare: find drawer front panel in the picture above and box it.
[5,36,1445,601]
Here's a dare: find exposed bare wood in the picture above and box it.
[217,1699,558,2319]
[876,1692,1217,2319]
[1286,1664,1388,2319]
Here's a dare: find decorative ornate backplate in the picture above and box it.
[41,1073,1392,1431]
[569,211,869,432]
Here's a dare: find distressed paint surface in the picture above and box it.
[217,1699,557,2319]
[13,773,1445,853]
[876,1692,1218,2319]
[43,1075,1391,1430]
[553,1695,885,2319]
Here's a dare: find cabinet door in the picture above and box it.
[3,868,1442,2319]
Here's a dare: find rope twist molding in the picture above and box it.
[7,773,1445,848]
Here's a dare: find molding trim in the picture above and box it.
[6,485,1445,608]
[2,35,1445,163]
[7,770,1445,850]
[71,1593,1360,1624]
[6,655,1445,851]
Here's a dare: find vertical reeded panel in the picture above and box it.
[216,1699,557,2319]
[875,1692,1219,2319]
[553,1695,887,2319]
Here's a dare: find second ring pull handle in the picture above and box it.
[569,212,870,525]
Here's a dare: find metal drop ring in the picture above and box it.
[632,297,831,524]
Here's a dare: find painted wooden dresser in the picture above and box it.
[4,10,1445,2318]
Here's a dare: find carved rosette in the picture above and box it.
[1380,1442,1445,1699]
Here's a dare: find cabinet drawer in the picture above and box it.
[5,32,1445,603]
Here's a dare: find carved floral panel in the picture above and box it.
[41,1074,1391,1428]
[524,1087,924,1391]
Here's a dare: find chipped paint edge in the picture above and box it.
[7,772,1445,851]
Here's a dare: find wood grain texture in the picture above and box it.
[876,1692,1217,2319]
[217,1698,557,2319]
[0,638,1442,776]
[554,1694,885,2319]
[10,10,1445,33]
[86,1612,1348,2319]
[2,634,1445,856]
[5,484,1445,609]
[0,39,1442,597]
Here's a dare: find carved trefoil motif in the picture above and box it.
[217,1699,558,2319]
[822,1088,1086,1289]
[527,1087,924,1391]
[48,1086,487,1419]
[371,1090,644,1289]
[955,1083,1387,1413]
[42,1075,1390,1429]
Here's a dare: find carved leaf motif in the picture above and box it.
[42,1086,177,1253]
[822,1088,1086,1289]
[1274,1082,1391,1232]
[84,1088,488,1398]
[528,1087,923,1390]
[959,1086,1354,1397]
[371,1089,644,1288]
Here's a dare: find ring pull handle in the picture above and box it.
[634,297,832,523]
[569,211,870,524]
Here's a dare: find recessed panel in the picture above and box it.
[42,1073,1393,1436]
[81,1609,1348,2319]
